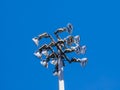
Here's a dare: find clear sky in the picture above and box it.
[0,0,120,90]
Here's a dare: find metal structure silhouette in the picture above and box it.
[32,23,88,90]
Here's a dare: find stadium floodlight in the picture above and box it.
[71,44,86,54]
[66,23,73,34]
[53,69,58,76]
[65,35,74,45]
[32,33,54,46]
[74,35,80,44]
[41,50,49,56]
[54,23,73,40]
[32,23,88,90]
[70,57,88,67]
[32,37,39,46]
[50,59,57,65]
[34,51,42,58]
[32,33,49,46]
[40,60,48,68]
[79,58,88,67]
[80,45,86,54]
[64,35,80,46]
[71,44,81,54]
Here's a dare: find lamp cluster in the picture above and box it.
[32,23,88,76]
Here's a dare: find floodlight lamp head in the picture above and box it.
[40,60,48,68]
[34,51,42,58]
[71,45,86,54]
[79,58,88,67]
[67,23,73,34]
[50,59,57,65]
[32,37,39,46]
[42,50,49,56]
[80,45,86,54]
[66,35,74,45]
[47,53,55,59]
[74,35,80,44]
[53,70,58,76]
[74,45,81,54]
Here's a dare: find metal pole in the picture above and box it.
[58,56,65,90]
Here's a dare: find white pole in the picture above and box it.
[58,57,65,90]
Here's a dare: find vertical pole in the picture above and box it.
[58,56,65,90]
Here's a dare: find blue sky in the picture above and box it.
[0,0,120,90]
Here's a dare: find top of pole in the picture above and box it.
[32,23,88,76]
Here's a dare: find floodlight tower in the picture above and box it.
[32,23,88,90]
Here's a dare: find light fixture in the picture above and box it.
[34,51,42,58]
[80,45,86,54]
[65,35,74,45]
[78,58,88,67]
[74,45,81,54]
[32,33,51,46]
[50,59,57,65]
[74,35,80,44]
[32,37,39,46]
[40,60,48,68]
[64,35,80,46]
[53,70,58,76]
[42,50,49,56]
[70,58,88,67]
[71,45,86,54]
[66,23,73,34]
